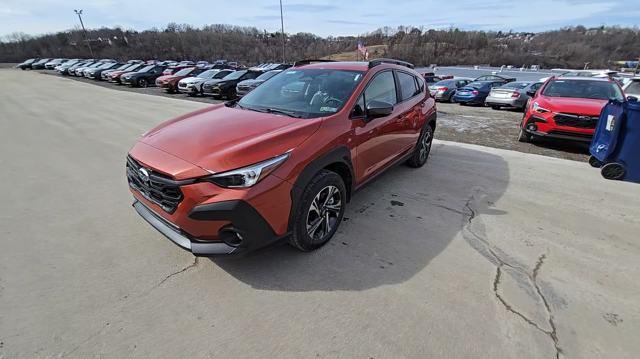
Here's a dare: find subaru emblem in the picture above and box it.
[139,167,150,182]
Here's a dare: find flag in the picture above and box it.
[357,41,369,61]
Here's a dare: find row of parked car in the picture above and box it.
[16,57,292,100]
[422,70,640,144]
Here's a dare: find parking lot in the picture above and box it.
[1,69,639,358]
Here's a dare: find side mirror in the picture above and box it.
[366,100,394,119]
[627,96,638,102]
[526,90,536,97]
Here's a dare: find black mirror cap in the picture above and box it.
[627,96,638,102]
[366,100,394,119]
[526,90,536,97]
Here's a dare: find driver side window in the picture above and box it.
[365,71,397,106]
[351,71,397,118]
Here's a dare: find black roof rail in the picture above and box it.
[368,58,415,69]
[293,59,336,67]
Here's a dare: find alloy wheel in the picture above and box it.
[419,127,433,163]
[306,185,342,241]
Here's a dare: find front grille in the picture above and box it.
[126,156,183,213]
[553,113,599,129]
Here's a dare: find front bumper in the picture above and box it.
[134,201,237,255]
[133,198,284,256]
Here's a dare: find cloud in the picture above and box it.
[327,20,370,25]
[264,3,339,12]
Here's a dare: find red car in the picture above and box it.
[162,65,192,76]
[155,67,202,93]
[108,63,144,84]
[127,59,437,255]
[518,77,625,143]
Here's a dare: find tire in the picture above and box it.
[289,170,346,252]
[448,93,456,103]
[601,162,625,180]
[588,156,603,168]
[138,78,148,88]
[407,123,434,168]
[517,127,532,143]
[491,105,500,110]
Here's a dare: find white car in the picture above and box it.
[622,77,640,100]
[177,69,234,96]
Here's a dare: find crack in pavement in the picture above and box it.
[463,192,561,359]
[153,257,200,290]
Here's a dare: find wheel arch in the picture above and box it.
[287,146,354,232]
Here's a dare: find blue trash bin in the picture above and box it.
[589,98,640,183]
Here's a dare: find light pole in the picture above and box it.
[279,0,285,63]
[74,9,95,58]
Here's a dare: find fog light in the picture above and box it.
[527,123,538,132]
[219,227,244,247]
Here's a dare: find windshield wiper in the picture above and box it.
[262,107,303,118]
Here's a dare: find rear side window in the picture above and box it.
[397,72,419,101]
[365,71,397,105]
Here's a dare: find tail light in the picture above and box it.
[472,90,479,95]
[437,87,448,92]
[512,91,520,98]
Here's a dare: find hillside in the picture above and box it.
[323,45,388,61]
[2,25,639,69]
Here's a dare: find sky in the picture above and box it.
[0,0,638,38]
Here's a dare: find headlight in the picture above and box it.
[533,102,551,113]
[205,153,289,188]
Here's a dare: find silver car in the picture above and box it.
[485,81,543,110]
[428,78,473,102]
[622,77,640,100]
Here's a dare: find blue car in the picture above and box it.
[453,80,505,105]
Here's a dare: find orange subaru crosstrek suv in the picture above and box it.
[127,59,437,256]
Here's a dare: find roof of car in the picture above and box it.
[295,61,415,72]
[554,76,612,82]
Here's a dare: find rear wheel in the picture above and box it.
[491,105,501,110]
[289,170,346,252]
[407,123,434,168]
[601,162,625,180]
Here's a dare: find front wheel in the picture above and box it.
[517,127,532,143]
[407,123,434,168]
[491,105,500,110]
[589,156,603,168]
[289,170,346,252]
[138,78,148,88]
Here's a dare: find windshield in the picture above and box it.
[197,70,217,78]
[116,64,130,70]
[542,79,624,100]
[138,65,155,72]
[175,67,194,76]
[213,71,231,79]
[239,68,365,118]
[99,63,115,69]
[223,70,247,80]
[501,82,530,89]
[256,71,280,81]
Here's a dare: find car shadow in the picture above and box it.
[210,143,510,292]
[531,137,590,155]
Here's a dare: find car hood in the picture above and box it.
[139,104,323,174]
[538,96,608,116]
[156,74,179,82]
[238,79,264,87]
[180,77,204,84]
[203,79,224,86]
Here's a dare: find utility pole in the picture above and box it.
[74,9,95,58]
[279,0,286,63]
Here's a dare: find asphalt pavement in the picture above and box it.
[1,69,639,359]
